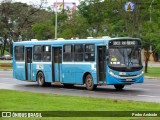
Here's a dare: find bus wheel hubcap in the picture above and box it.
[87,78,92,87]
[39,75,43,84]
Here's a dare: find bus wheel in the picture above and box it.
[114,84,124,90]
[37,72,45,87]
[85,74,97,90]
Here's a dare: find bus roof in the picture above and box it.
[13,37,141,46]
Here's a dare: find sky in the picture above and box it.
[14,0,80,6]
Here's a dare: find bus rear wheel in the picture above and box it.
[114,84,124,90]
[37,72,46,87]
[85,74,97,90]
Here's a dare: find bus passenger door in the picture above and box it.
[25,47,32,80]
[97,46,106,83]
[52,47,62,82]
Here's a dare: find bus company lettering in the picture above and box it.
[12,112,42,117]
[28,113,42,117]
[132,112,158,117]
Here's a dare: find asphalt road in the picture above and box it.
[0,71,160,103]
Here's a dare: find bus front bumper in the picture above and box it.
[107,70,144,85]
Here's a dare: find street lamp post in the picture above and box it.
[55,0,58,39]
[63,0,64,12]
[149,0,155,58]
[55,0,64,39]
[150,0,155,23]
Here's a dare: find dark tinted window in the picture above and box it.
[63,45,73,61]
[26,48,32,63]
[85,44,95,61]
[43,46,51,62]
[54,48,62,63]
[34,46,42,52]
[33,45,51,62]
[33,46,42,62]
[85,44,95,52]
[74,44,83,61]
[75,44,83,52]
[14,46,24,61]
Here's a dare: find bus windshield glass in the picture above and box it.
[108,47,142,67]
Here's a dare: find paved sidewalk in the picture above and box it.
[143,62,160,67]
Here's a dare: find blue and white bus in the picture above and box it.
[12,37,144,90]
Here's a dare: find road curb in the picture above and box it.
[144,76,160,79]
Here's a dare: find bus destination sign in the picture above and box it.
[109,40,138,46]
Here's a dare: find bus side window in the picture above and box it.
[14,46,24,61]
[33,46,42,62]
[42,45,51,62]
[74,44,83,61]
[63,45,73,62]
[85,44,95,61]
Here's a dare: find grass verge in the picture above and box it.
[144,67,160,78]
[0,60,12,70]
[0,89,160,120]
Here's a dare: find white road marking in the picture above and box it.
[143,83,160,87]
[138,95,160,98]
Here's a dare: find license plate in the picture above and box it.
[119,72,126,75]
[126,78,132,81]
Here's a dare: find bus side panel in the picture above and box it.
[75,73,83,84]
[13,63,26,80]
[43,64,52,82]
[32,63,52,82]
[74,64,86,84]
[31,64,36,81]
[74,64,97,84]
[62,64,75,83]
[92,72,98,84]
[62,63,97,84]
[12,51,16,79]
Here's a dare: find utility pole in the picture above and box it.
[63,0,64,12]
[55,0,58,39]
[150,0,155,23]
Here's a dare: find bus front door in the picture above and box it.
[25,47,32,80]
[52,47,62,82]
[97,46,106,83]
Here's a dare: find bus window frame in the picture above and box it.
[33,45,51,62]
[63,44,73,62]
[14,46,24,62]
[84,44,95,62]
[42,45,51,62]
[74,44,84,62]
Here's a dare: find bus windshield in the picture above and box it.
[108,47,142,67]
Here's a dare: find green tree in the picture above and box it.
[78,0,108,37]
[0,0,47,55]
[51,8,89,39]
[139,0,160,72]
[32,22,54,39]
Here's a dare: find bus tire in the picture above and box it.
[37,72,46,87]
[85,74,97,90]
[114,84,124,90]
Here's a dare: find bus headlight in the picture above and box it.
[109,70,114,76]
[141,71,144,74]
